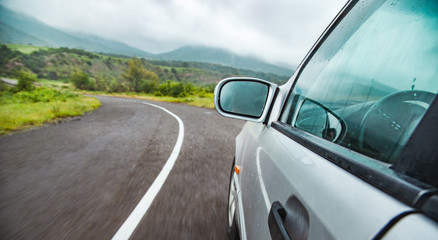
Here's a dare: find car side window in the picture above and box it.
[280,0,438,164]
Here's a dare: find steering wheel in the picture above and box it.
[359,90,436,163]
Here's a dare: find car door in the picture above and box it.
[239,0,438,239]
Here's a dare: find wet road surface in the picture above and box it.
[0,96,244,239]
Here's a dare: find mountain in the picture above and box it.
[157,45,293,77]
[69,32,155,58]
[0,5,153,58]
[0,22,49,46]
[0,4,294,76]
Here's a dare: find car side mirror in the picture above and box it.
[294,98,346,142]
[214,77,278,122]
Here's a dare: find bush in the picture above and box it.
[139,80,159,93]
[11,88,78,103]
[94,75,107,91]
[16,70,37,91]
[108,78,129,93]
[70,70,95,90]
[155,81,194,98]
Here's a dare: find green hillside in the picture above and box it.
[0,44,289,87]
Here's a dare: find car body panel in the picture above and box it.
[235,121,412,239]
[218,0,438,239]
[382,214,438,240]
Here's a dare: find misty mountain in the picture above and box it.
[0,22,49,46]
[157,46,293,77]
[0,5,153,58]
[0,4,294,76]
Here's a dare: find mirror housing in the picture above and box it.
[215,77,278,123]
[294,98,346,143]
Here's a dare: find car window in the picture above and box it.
[280,0,438,166]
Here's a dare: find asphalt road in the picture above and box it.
[0,96,244,239]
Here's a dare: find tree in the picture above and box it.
[122,57,159,92]
[16,70,37,91]
[70,70,95,90]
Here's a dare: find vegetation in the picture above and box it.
[0,43,292,134]
[0,90,101,134]
[122,57,159,92]
[2,5,294,76]
[0,44,290,116]
[0,44,219,105]
[0,71,100,134]
[70,70,95,90]
[16,70,36,91]
[0,44,289,84]
[4,44,48,54]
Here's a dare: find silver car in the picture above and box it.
[214,0,438,239]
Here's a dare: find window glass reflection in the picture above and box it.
[281,0,438,163]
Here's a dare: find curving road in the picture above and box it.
[0,96,244,239]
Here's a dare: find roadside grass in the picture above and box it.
[33,78,214,108]
[79,91,215,109]
[1,74,214,135]
[0,88,101,135]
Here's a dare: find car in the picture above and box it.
[214,0,438,239]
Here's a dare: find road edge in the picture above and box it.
[111,99,185,240]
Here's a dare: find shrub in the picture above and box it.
[16,70,37,91]
[108,78,129,93]
[155,81,194,98]
[139,80,159,93]
[11,88,78,103]
[70,70,95,90]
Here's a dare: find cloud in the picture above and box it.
[1,0,347,66]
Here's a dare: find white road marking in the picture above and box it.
[112,101,184,240]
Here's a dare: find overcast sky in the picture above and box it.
[2,0,347,67]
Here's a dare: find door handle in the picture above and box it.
[268,197,310,240]
[268,201,291,240]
